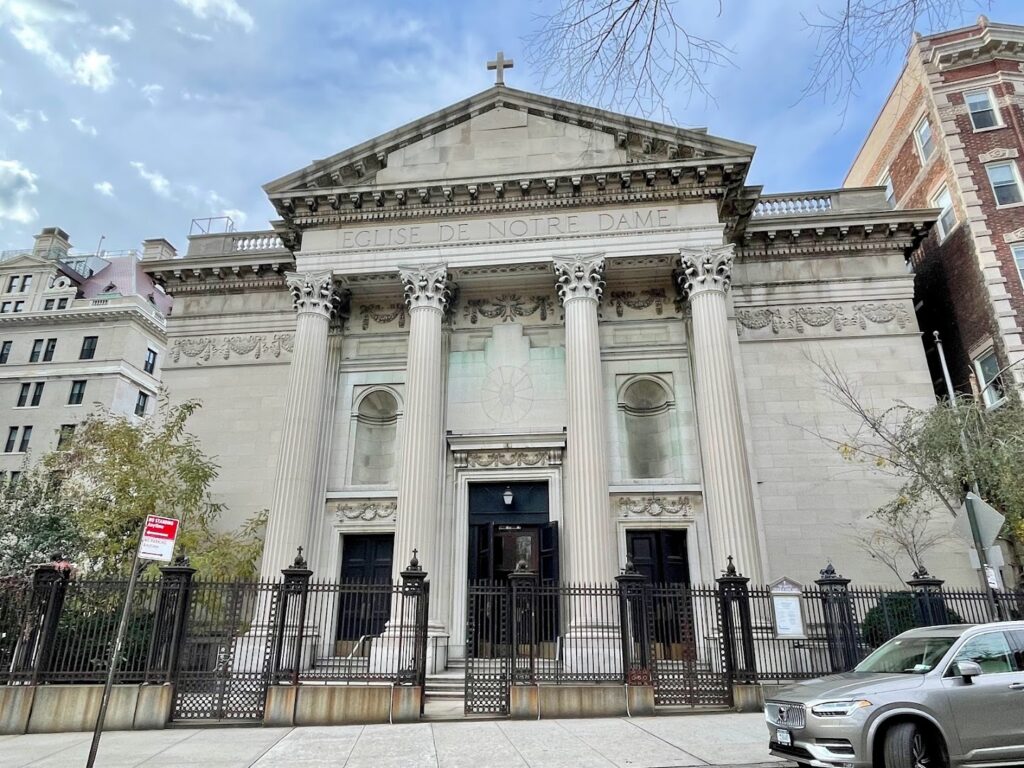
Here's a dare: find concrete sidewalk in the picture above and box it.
[0,713,785,767]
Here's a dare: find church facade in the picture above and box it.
[142,84,977,659]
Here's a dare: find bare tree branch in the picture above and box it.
[525,0,732,118]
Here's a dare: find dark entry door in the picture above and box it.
[468,482,555,582]
[338,534,393,643]
[626,529,688,583]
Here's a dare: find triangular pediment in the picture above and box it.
[264,86,755,197]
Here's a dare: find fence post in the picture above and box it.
[277,547,313,686]
[907,567,947,626]
[508,563,537,685]
[816,563,859,672]
[16,556,72,683]
[615,559,649,686]
[400,550,428,686]
[147,556,197,682]
[716,556,755,685]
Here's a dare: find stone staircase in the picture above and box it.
[422,657,469,720]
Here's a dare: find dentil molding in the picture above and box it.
[169,333,294,366]
[735,303,911,338]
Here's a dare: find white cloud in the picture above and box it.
[72,49,114,91]
[0,159,39,225]
[175,0,254,33]
[97,16,133,41]
[93,180,114,197]
[141,83,163,105]
[174,25,213,43]
[130,161,172,199]
[5,112,30,131]
[10,22,71,77]
[70,116,97,136]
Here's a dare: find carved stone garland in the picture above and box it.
[462,294,553,324]
[333,499,398,523]
[359,303,407,330]
[736,303,911,336]
[607,288,666,317]
[617,496,695,517]
[171,333,295,363]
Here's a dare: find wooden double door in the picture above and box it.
[467,481,558,583]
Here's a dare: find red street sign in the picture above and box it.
[139,515,180,562]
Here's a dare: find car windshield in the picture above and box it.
[855,636,959,674]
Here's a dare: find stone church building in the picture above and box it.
[142,80,976,658]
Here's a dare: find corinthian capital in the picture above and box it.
[286,271,341,317]
[553,254,605,304]
[399,264,450,311]
[677,244,735,299]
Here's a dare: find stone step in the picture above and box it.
[423,691,465,700]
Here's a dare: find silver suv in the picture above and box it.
[765,621,1024,767]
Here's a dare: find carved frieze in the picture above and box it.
[462,294,553,324]
[359,302,407,330]
[607,288,667,318]
[331,499,398,523]
[617,495,695,517]
[735,303,911,338]
[677,244,734,298]
[170,333,295,365]
[453,448,564,468]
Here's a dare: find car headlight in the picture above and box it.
[811,700,872,717]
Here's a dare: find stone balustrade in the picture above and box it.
[184,230,289,258]
[752,186,892,219]
[752,194,834,218]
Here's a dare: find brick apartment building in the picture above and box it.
[847,16,1024,404]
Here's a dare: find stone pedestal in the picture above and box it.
[678,245,763,582]
[260,272,340,580]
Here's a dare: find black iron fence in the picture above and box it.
[0,551,430,721]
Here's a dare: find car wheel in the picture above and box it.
[884,721,945,768]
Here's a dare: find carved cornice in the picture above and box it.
[286,271,345,318]
[331,499,397,523]
[399,263,450,311]
[735,303,912,338]
[616,495,696,517]
[677,244,734,298]
[553,254,605,304]
[607,288,667,318]
[462,294,553,325]
[453,448,564,469]
[169,333,294,366]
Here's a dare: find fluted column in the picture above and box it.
[259,271,340,581]
[392,264,449,590]
[307,328,345,567]
[678,245,763,582]
[554,254,618,587]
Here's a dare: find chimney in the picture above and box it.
[142,238,178,261]
[32,227,71,260]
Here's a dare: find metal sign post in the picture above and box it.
[86,515,179,768]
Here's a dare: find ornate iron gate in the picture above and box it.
[464,582,510,715]
[172,580,278,721]
[648,584,731,706]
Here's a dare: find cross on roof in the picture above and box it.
[487,50,514,86]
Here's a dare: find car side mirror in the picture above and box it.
[958,660,982,683]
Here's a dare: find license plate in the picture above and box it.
[776,729,791,747]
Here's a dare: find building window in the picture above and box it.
[57,297,68,309]
[6,276,19,293]
[9,470,21,485]
[13,301,24,313]
[880,171,895,207]
[43,299,54,310]
[986,162,1023,206]
[17,426,31,453]
[0,341,12,364]
[144,348,157,375]
[974,349,1005,407]
[29,339,43,363]
[351,389,400,485]
[16,383,29,408]
[0,302,10,314]
[79,336,97,360]
[931,184,956,240]
[134,391,149,417]
[30,382,43,407]
[4,427,16,453]
[58,424,75,449]
[966,89,1000,130]
[915,116,935,159]
[621,378,676,479]
[20,275,31,293]
[68,380,86,405]
[43,338,56,362]
[1012,244,1024,289]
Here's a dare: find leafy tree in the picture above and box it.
[40,395,265,579]
[0,465,83,576]
[813,356,1024,581]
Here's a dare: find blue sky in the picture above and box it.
[0,0,1022,253]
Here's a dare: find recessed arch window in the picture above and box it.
[620,378,675,479]
[351,388,400,485]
